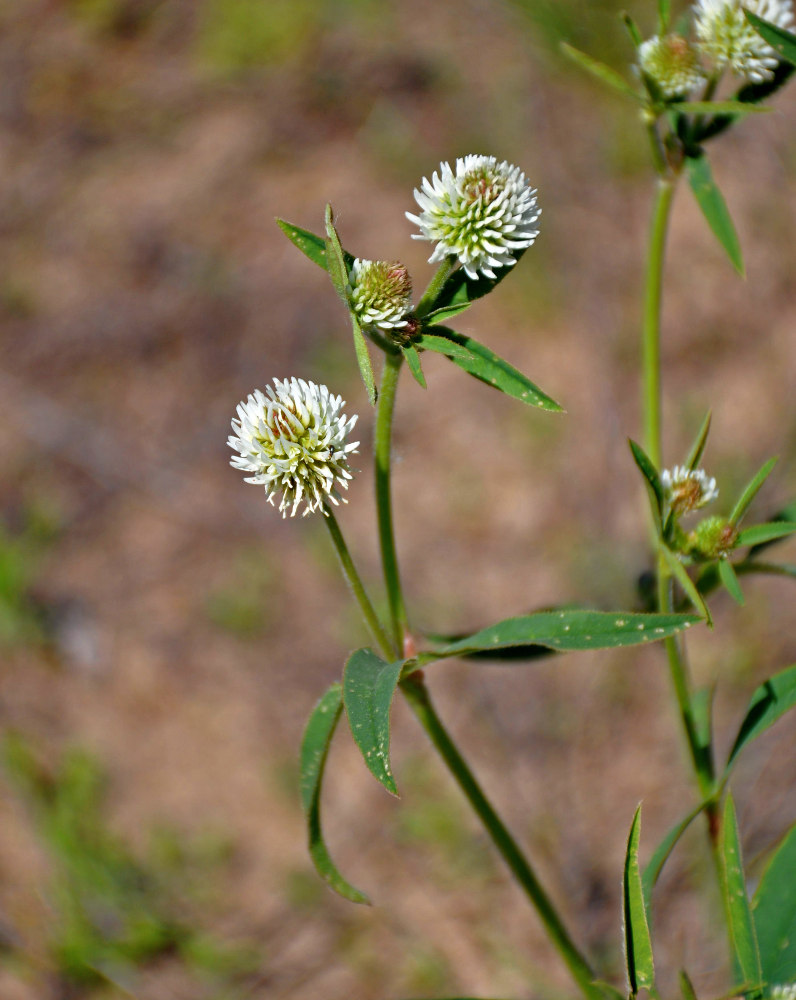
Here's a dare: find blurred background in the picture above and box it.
[0,1,794,997]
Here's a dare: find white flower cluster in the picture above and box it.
[771,985,796,1000]
[407,155,540,280]
[639,34,707,97]
[229,378,359,517]
[694,0,794,83]
[662,465,719,514]
[349,258,412,333]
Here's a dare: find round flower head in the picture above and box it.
[638,34,707,98]
[349,258,412,333]
[406,155,541,280]
[662,465,719,515]
[228,378,359,517]
[694,0,795,83]
[771,986,796,1000]
[690,515,738,559]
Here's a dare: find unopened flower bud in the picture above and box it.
[638,34,707,98]
[349,258,413,334]
[689,515,738,559]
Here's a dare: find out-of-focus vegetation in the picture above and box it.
[0,506,58,649]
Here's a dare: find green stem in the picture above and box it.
[416,258,457,318]
[401,673,600,1000]
[323,507,395,658]
[375,351,408,653]
[642,176,676,470]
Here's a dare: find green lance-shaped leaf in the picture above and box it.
[695,63,794,143]
[324,204,351,304]
[737,521,796,547]
[686,153,744,276]
[434,609,700,659]
[720,793,763,992]
[417,326,562,412]
[276,218,355,273]
[660,545,713,625]
[629,438,665,526]
[657,0,671,32]
[402,344,426,388]
[730,457,778,526]
[672,101,772,115]
[643,799,710,905]
[748,501,796,555]
[343,648,403,796]
[754,821,796,983]
[351,313,377,405]
[726,663,796,772]
[685,411,712,472]
[622,12,643,48]
[745,9,796,66]
[561,43,643,101]
[623,805,656,996]
[299,683,370,904]
[719,558,745,605]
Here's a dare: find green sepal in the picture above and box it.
[299,683,370,904]
[343,648,403,796]
[725,662,796,772]
[402,344,426,388]
[754,821,796,983]
[685,411,712,471]
[685,153,744,276]
[418,326,562,412]
[560,42,643,101]
[729,457,778,526]
[661,545,712,625]
[744,9,796,65]
[623,805,656,997]
[720,793,763,992]
[629,439,665,527]
[719,558,745,605]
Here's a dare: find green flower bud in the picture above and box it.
[689,515,739,560]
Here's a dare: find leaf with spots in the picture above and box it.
[300,683,370,904]
[343,648,404,796]
[720,793,762,992]
[754,820,796,984]
[417,326,563,412]
[276,218,355,273]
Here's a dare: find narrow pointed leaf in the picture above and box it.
[753,821,796,983]
[300,683,370,904]
[277,218,332,270]
[739,561,796,580]
[719,558,745,605]
[726,663,796,771]
[695,64,794,142]
[351,314,376,405]
[730,457,778,525]
[594,982,628,1000]
[720,793,762,990]
[744,10,796,65]
[561,43,642,101]
[680,970,699,1000]
[624,805,656,996]
[671,101,772,114]
[658,0,671,31]
[686,411,712,471]
[324,204,351,304]
[418,326,562,412]
[402,344,426,388]
[622,13,643,47]
[436,609,700,658]
[661,546,712,625]
[748,501,796,555]
[737,522,796,547]
[629,439,665,522]
[692,686,715,761]
[425,302,474,325]
[643,800,709,903]
[343,648,403,796]
[686,154,744,276]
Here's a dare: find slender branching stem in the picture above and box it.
[375,351,409,653]
[323,506,395,659]
[401,673,601,1000]
[415,257,457,318]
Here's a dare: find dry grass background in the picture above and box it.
[0,1,794,998]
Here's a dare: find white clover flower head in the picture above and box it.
[771,986,796,1000]
[349,258,413,333]
[694,0,795,83]
[406,155,541,280]
[638,34,707,98]
[662,465,719,514]
[228,378,359,518]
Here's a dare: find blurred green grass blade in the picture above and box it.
[753,820,796,982]
[402,344,426,388]
[643,800,709,905]
[661,546,712,625]
[629,439,664,524]
[726,663,796,772]
[343,648,402,797]
[672,101,772,114]
[436,609,700,658]
[720,793,762,991]
[737,522,796,547]
[622,12,643,47]
[686,412,712,471]
[300,683,370,904]
[561,42,642,101]
[680,970,699,1000]
[351,314,376,405]
[686,154,744,276]
[418,327,563,412]
[623,805,656,996]
[730,458,778,526]
[658,0,671,31]
[719,559,745,605]
[744,9,796,65]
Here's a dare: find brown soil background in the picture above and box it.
[0,1,794,998]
